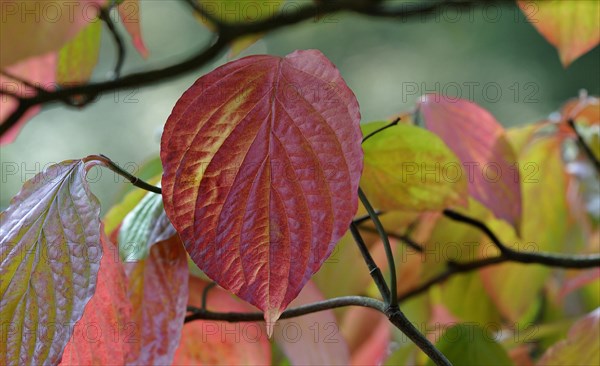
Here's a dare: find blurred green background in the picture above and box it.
[1,0,599,211]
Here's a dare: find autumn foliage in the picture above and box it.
[1,1,599,366]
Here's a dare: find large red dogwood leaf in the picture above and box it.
[0,159,104,365]
[59,230,132,366]
[419,94,522,230]
[161,50,363,335]
[519,1,600,67]
[123,235,189,365]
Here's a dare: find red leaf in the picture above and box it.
[59,230,133,365]
[558,268,600,301]
[340,307,390,365]
[123,236,189,365]
[172,277,271,365]
[1,159,103,365]
[0,52,57,144]
[118,0,149,58]
[161,50,363,334]
[419,94,522,230]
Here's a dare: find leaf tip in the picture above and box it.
[264,308,282,338]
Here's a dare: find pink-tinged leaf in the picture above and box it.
[558,268,600,301]
[0,159,104,365]
[161,50,363,334]
[172,277,271,365]
[519,1,600,67]
[118,0,149,58]
[419,94,522,230]
[0,0,106,68]
[537,308,600,365]
[340,307,391,365]
[123,235,189,365]
[274,281,350,365]
[1,52,57,144]
[480,136,569,323]
[57,21,103,85]
[59,230,133,366]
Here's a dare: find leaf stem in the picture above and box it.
[95,154,162,194]
[362,117,400,143]
[567,119,600,173]
[358,187,398,307]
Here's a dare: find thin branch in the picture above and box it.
[359,226,424,252]
[352,212,380,226]
[398,256,506,302]
[362,117,400,143]
[386,306,451,366]
[201,282,217,310]
[99,7,126,79]
[185,296,385,323]
[183,0,223,30]
[443,209,600,268]
[185,292,451,366]
[358,188,398,307]
[96,154,162,194]
[0,0,502,139]
[350,222,391,302]
[567,119,600,173]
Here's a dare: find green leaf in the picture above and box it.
[426,324,514,366]
[118,188,175,261]
[361,122,468,212]
[441,271,502,325]
[538,308,600,365]
[519,0,600,66]
[57,20,102,85]
[1,159,104,365]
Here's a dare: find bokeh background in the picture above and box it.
[1,0,599,211]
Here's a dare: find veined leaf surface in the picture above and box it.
[160,49,363,334]
[0,159,104,365]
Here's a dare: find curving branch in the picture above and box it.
[99,7,126,80]
[394,210,600,303]
[443,209,600,268]
[0,0,504,139]
[185,294,452,366]
[185,295,385,323]
[350,222,391,302]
